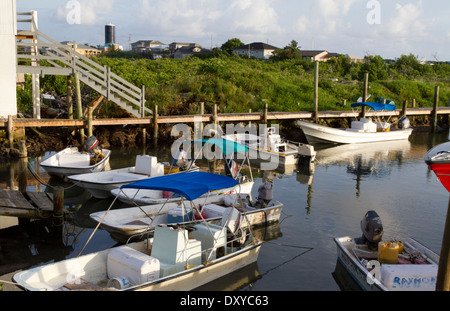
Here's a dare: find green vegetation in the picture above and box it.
[17,43,450,117]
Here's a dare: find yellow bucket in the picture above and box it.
[164,166,180,175]
[378,241,400,264]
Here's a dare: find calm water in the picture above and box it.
[1,131,450,291]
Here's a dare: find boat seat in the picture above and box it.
[151,225,202,277]
[189,223,227,261]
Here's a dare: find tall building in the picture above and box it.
[105,23,115,45]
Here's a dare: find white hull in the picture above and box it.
[13,224,262,291]
[111,181,254,205]
[298,120,412,144]
[90,192,283,240]
[68,166,199,199]
[334,236,439,291]
[40,147,111,178]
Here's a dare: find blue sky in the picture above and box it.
[17,0,450,61]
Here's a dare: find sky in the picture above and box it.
[16,0,450,61]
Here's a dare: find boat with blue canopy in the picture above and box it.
[297,98,413,144]
[90,171,283,242]
[13,172,269,291]
[111,138,255,205]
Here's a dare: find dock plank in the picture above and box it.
[0,190,35,210]
[27,192,53,211]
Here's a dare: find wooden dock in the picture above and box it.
[0,189,53,219]
[1,107,449,129]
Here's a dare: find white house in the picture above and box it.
[232,42,279,60]
[174,46,212,59]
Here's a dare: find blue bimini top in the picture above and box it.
[350,101,397,111]
[121,171,239,201]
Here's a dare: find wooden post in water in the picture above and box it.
[74,72,85,144]
[402,100,408,118]
[52,187,64,238]
[436,196,450,291]
[362,72,369,118]
[153,104,158,139]
[67,76,73,119]
[87,106,93,137]
[432,86,440,132]
[314,61,319,123]
[213,103,218,129]
[263,103,268,125]
[7,115,13,149]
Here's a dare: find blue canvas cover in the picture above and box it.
[350,102,397,111]
[121,171,239,201]
[192,138,248,155]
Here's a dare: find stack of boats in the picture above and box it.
[13,139,284,291]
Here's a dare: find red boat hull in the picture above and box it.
[428,163,450,193]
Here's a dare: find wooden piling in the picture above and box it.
[8,115,13,149]
[314,61,319,123]
[153,104,158,139]
[263,103,268,125]
[402,100,408,118]
[52,187,64,227]
[362,72,369,118]
[67,76,73,119]
[74,72,85,144]
[432,86,440,132]
[213,103,218,126]
[437,196,450,291]
[87,106,93,137]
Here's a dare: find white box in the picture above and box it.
[150,163,164,177]
[203,204,227,219]
[135,155,157,175]
[380,264,438,291]
[58,153,90,167]
[107,246,160,286]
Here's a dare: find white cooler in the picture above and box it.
[107,246,160,286]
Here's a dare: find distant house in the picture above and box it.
[61,41,101,57]
[169,42,201,54]
[131,40,167,53]
[346,54,365,63]
[298,50,330,62]
[174,46,212,59]
[232,42,279,60]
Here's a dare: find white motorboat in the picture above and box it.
[298,102,413,144]
[40,138,111,178]
[68,154,198,199]
[334,211,439,291]
[91,172,282,241]
[110,138,255,205]
[223,126,316,165]
[13,172,264,292]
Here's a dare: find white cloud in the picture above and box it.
[388,2,427,37]
[293,0,359,37]
[56,0,116,26]
[136,0,281,41]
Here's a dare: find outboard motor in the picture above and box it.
[171,148,192,170]
[255,182,273,208]
[358,210,384,250]
[83,136,99,153]
[398,116,410,129]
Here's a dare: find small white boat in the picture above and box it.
[40,143,111,178]
[334,211,439,291]
[110,139,256,205]
[67,154,198,199]
[223,126,316,165]
[91,173,282,241]
[13,172,264,291]
[298,102,413,144]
